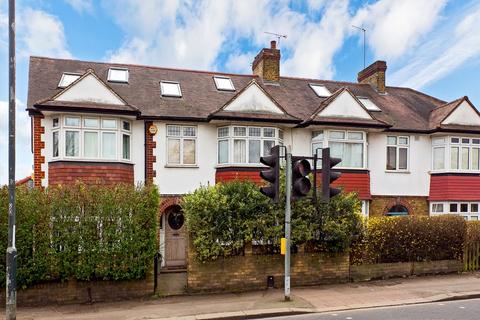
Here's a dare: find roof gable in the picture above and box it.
[316,89,373,120]
[222,81,284,114]
[442,99,480,126]
[53,71,126,105]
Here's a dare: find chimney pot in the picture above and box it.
[270,40,277,49]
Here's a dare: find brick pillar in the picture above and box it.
[33,115,45,187]
[145,121,157,184]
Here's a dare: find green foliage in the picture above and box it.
[183,178,362,261]
[0,184,159,288]
[466,221,480,245]
[351,215,466,264]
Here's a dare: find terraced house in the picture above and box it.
[28,41,480,268]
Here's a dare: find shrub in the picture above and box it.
[0,183,159,288]
[466,221,480,245]
[351,215,466,264]
[183,179,363,261]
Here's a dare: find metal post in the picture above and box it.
[284,149,292,301]
[7,0,17,319]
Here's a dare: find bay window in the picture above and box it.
[432,136,480,171]
[217,126,283,165]
[166,125,197,165]
[386,136,409,171]
[52,115,131,161]
[311,130,366,169]
[430,201,480,220]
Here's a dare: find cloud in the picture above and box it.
[0,100,32,184]
[18,8,72,59]
[390,1,480,89]
[105,0,350,79]
[352,0,447,60]
[64,0,94,14]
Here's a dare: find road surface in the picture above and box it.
[266,298,480,320]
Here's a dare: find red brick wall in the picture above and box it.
[32,115,45,187]
[215,167,263,184]
[145,121,157,184]
[48,161,134,185]
[429,174,480,201]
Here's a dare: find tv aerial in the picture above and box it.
[264,32,287,46]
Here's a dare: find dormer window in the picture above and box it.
[309,84,331,97]
[358,97,381,111]
[58,73,81,88]
[213,76,235,91]
[161,81,182,97]
[107,68,129,83]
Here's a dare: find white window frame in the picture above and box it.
[107,68,129,83]
[213,76,235,91]
[311,129,367,170]
[52,130,60,159]
[160,81,182,97]
[58,72,81,88]
[166,124,197,166]
[431,135,480,173]
[216,125,283,166]
[430,201,480,221]
[52,115,132,162]
[386,135,409,172]
[309,83,331,97]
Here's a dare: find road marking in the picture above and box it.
[346,317,353,320]
[459,306,465,309]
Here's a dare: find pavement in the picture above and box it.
[10,273,480,320]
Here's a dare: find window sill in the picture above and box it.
[50,158,133,165]
[215,164,266,169]
[385,170,410,174]
[164,164,199,168]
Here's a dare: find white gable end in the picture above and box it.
[442,101,480,126]
[223,83,283,114]
[318,91,372,119]
[54,74,125,105]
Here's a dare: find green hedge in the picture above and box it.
[351,215,466,264]
[0,184,159,288]
[182,180,363,261]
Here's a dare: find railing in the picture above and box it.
[464,241,480,271]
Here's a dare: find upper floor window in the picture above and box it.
[58,73,81,88]
[432,136,480,172]
[213,76,235,91]
[52,115,131,161]
[161,81,182,97]
[107,68,129,83]
[166,125,196,165]
[217,126,283,165]
[311,130,366,169]
[386,136,409,171]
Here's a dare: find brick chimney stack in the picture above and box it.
[252,40,280,82]
[357,60,387,93]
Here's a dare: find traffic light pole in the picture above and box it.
[7,0,17,319]
[284,150,292,301]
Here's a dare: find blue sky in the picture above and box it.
[0,0,480,183]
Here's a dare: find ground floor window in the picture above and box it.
[386,204,409,216]
[361,200,369,218]
[430,201,479,220]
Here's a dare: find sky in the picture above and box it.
[0,0,480,184]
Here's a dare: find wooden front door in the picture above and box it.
[165,206,186,268]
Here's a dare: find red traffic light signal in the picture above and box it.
[321,148,342,201]
[292,157,312,201]
[259,145,281,203]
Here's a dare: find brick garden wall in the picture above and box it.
[0,278,152,307]
[187,244,350,293]
[370,196,429,217]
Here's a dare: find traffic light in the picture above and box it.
[322,147,342,201]
[291,157,312,201]
[259,145,281,203]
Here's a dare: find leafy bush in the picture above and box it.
[183,179,363,261]
[0,183,159,288]
[351,215,466,264]
[466,221,480,245]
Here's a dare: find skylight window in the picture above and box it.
[107,68,129,83]
[58,73,81,88]
[309,84,331,97]
[160,81,182,97]
[213,76,235,91]
[358,97,381,111]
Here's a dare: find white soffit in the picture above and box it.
[54,73,125,105]
[317,91,372,119]
[443,100,480,126]
[223,82,283,114]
